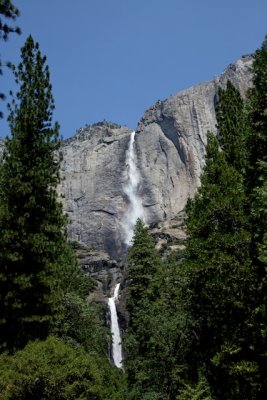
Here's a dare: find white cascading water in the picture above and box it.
[123,131,145,245]
[108,283,123,368]
[108,132,144,368]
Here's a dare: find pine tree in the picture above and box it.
[125,222,194,400]
[246,35,267,398]
[126,218,162,318]
[124,219,165,398]
[0,36,79,353]
[248,36,267,181]
[247,36,267,251]
[215,80,248,173]
[182,133,259,399]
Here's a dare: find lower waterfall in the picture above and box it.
[108,283,123,368]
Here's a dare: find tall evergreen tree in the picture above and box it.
[248,36,267,182]
[179,40,267,398]
[246,35,267,397]
[125,223,198,399]
[124,219,164,398]
[215,80,248,173]
[247,36,267,250]
[126,218,162,318]
[182,133,259,399]
[0,36,79,353]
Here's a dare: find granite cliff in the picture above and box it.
[59,56,253,259]
[0,56,253,261]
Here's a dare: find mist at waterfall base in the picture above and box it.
[122,131,145,245]
[108,283,123,368]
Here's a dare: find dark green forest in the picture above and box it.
[0,2,266,399]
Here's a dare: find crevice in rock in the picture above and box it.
[143,202,158,208]
[159,138,169,166]
[158,117,187,165]
[90,209,115,216]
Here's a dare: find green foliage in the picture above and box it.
[216,80,248,173]
[177,375,212,400]
[56,292,110,357]
[125,222,193,399]
[248,35,267,178]
[0,36,82,352]
[179,39,267,396]
[0,336,126,400]
[0,0,21,117]
[245,35,267,398]
[247,36,267,246]
[0,0,20,42]
[186,133,250,242]
[182,126,266,398]
[126,218,162,317]
[125,219,162,397]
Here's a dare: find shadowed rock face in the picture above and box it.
[58,123,132,259]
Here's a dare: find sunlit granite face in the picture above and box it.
[58,57,252,258]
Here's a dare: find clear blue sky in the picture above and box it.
[1,0,266,139]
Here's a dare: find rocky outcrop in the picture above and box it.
[135,55,253,224]
[73,242,124,301]
[150,211,187,260]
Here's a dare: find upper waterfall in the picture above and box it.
[58,56,253,258]
[122,131,145,245]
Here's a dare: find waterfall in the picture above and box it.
[108,132,144,368]
[108,283,123,368]
[123,131,145,245]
